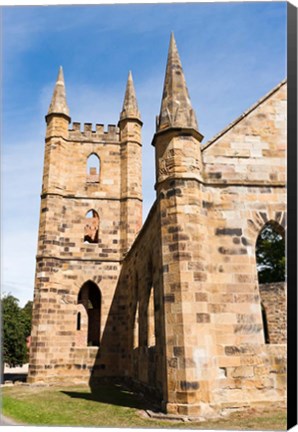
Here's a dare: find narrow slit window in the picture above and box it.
[261,304,270,344]
[133,273,139,349]
[148,288,156,347]
[77,312,81,331]
[133,303,139,349]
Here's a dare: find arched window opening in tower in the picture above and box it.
[87,153,100,183]
[84,210,99,243]
[77,281,101,347]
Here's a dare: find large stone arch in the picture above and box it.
[246,210,286,244]
[76,280,102,347]
[73,274,103,295]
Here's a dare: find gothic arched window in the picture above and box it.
[84,210,99,244]
[87,154,100,183]
[256,221,285,284]
[77,281,101,347]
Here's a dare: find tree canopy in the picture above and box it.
[22,300,33,339]
[256,224,285,284]
[1,295,32,368]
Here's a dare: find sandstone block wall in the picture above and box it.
[259,282,287,344]
[115,202,166,399]
[202,80,286,185]
[117,183,286,415]
[211,344,286,408]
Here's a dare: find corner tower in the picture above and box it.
[29,67,142,384]
[119,71,143,254]
[153,34,215,416]
[44,67,71,191]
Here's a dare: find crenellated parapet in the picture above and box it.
[68,122,120,142]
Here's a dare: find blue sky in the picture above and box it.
[1,2,287,306]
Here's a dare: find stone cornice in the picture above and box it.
[40,192,143,202]
[151,127,203,147]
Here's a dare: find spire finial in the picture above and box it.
[47,66,70,120]
[170,31,176,49]
[157,33,198,132]
[120,71,141,121]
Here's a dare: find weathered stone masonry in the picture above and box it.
[259,282,286,344]
[29,34,286,417]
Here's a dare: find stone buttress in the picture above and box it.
[152,34,217,415]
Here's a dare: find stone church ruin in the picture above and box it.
[29,33,286,417]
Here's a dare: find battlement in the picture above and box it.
[68,122,120,142]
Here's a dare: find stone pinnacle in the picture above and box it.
[47,66,70,119]
[157,32,198,132]
[120,71,141,121]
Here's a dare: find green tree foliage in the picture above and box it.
[256,224,285,283]
[1,295,32,368]
[21,300,33,339]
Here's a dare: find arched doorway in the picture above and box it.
[78,281,101,346]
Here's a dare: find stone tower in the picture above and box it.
[119,71,143,254]
[152,32,213,414]
[28,67,142,383]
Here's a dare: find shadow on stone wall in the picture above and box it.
[86,259,164,412]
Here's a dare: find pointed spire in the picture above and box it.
[47,66,70,120]
[157,32,198,132]
[120,71,141,121]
